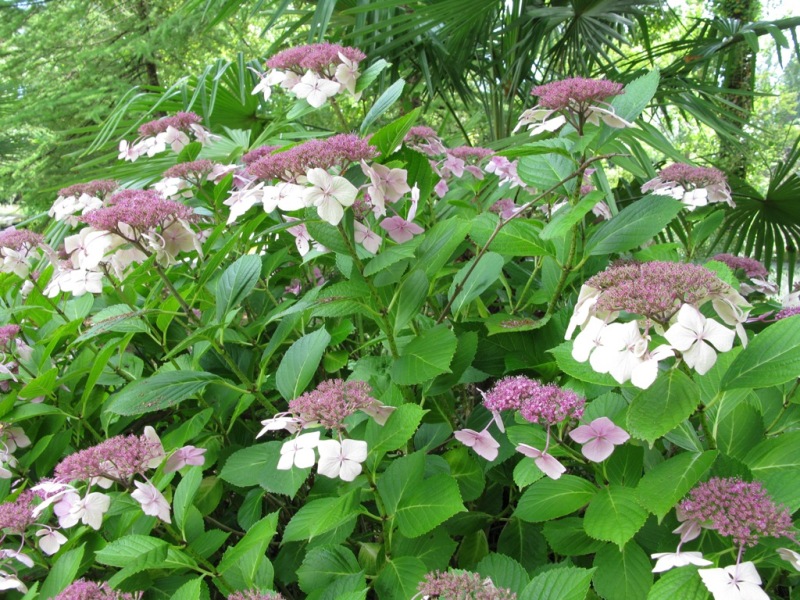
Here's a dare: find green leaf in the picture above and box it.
[370,107,421,158]
[276,328,331,400]
[417,217,471,277]
[542,518,607,556]
[721,316,800,389]
[355,58,390,93]
[470,213,553,257]
[520,566,595,600]
[283,490,362,543]
[744,431,800,511]
[104,371,220,415]
[361,79,405,133]
[216,254,262,321]
[218,512,279,574]
[476,554,530,595]
[592,542,653,600]
[517,153,576,192]
[447,252,504,315]
[39,546,85,598]
[394,269,428,332]
[174,468,203,539]
[364,238,421,277]
[18,367,58,401]
[627,369,700,444]
[611,69,660,124]
[515,475,597,523]
[376,452,426,515]
[636,451,717,520]
[219,442,310,498]
[584,485,648,548]
[296,546,363,594]
[366,404,425,466]
[646,565,707,600]
[373,557,428,600]
[715,403,763,460]
[395,474,466,538]
[76,304,149,341]
[95,535,169,568]
[169,577,207,600]
[540,191,606,240]
[391,325,457,385]
[586,195,682,256]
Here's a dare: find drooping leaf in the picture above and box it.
[104,371,220,416]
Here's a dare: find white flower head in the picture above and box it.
[698,562,768,600]
[651,550,712,573]
[292,71,341,108]
[317,438,368,482]
[277,431,320,470]
[304,168,358,226]
[36,528,68,556]
[664,304,735,375]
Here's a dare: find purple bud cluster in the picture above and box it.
[531,78,624,110]
[587,261,729,323]
[54,579,139,599]
[712,253,769,279]
[242,145,280,166]
[679,477,793,547]
[266,43,366,73]
[163,160,214,181]
[138,111,202,137]
[0,324,20,349]
[650,163,727,189]
[483,376,584,425]
[0,228,43,251]
[228,592,284,600]
[81,190,195,233]
[448,146,494,162]
[0,490,36,533]
[54,433,162,483]
[776,306,800,320]
[58,180,118,199]
[417,570,517,600]
[288,379,378,430]
[247,134,377,182]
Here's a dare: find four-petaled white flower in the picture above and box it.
[651,550,712,573]
[317,439,368,482]
[335,52,361,100]
[56,491,111,530]
[131,480,172,523]
[304,168,358,225]
[698,562,769,600]
[516,444,566,479]
[277,431,320,470]
[664,304,734,375]
[0,571,27,593]
[292,71,341,108]
[36,528,68,556]
[454,428,501,461]
[257,415,302,437]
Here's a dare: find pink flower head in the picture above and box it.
[569,417,629,462]
[518,383,585,426]
[354,221,382,254]
[0,490,36,533]
[288,379,378,431]
[138,111,202,137]
[163,159,215,183]
[0,325,20,351]
[642,163,732,209]
[454,428,500,461]
[58,179,118,200]
[712,254,768,280]
[0,227,43,253]
[228,591,285,600]
[242,145,280,166]
[379,216,424,244]
[485,156,523,188]
[81,190,195,234]
[54,579,139,599]
[266,43,366,74]
[417,571,517,600]
[404,126,447,156]
[532,78,624,110]
[516,444,566,479]
[490,199,521,220]
[164,446,207,473]
[678,477,793,547]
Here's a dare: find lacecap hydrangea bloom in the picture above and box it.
[414,570,517,600]
[50,179,117,224]
[712,253,776,296]
[642,163,733,210]
[119,111,214,162]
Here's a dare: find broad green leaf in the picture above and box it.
[416,217,471,278]
[470,213,553,257]
[276,328,331,400]
[364,238,421,277]
[76,304,149,341]
[744,431,800,511]
[476,554,530,595]
[370,107,421,158]
[174,468,203,539]
[39,546,84,598]
[646,565,707,600]
[715,403,763,460]
[355,58,390,93]
[391,325,457,385]
[584,485,648,548]
[361,78,405,133]
[611,69,660,123]
[95,535,169,568]
[515,475,597,522]
[517,153,576,192]
[104,370,220,415]
[394,269,428,332]
[520,566,595,600]
[366,404,425,466]
[593,542,653,600]
[216,254,262,321]
[297,546,363,594]
[169,577,206,600]
[540,191,606,240]
[627,369,700,444]
[283,490,362,543]
[542,518,607,556]
[392,528,457,571]
[395,474,466,538]
[636,451,717,520]
[376,452,426,515]
[586,195,682,256]
[448,252,504,314]
[219,442,310,497]
[17,367,58,401]
[218,512,279,574]
[373,557,428,600]
[721,315,800,389]
[444,447,486,502]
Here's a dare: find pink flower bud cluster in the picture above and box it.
[416,570,517,600]
[288,379,379,431]
[242,145,280,166]
[247,134,377,182]
[0,325,20,350]
[81,190,195,234]
[448,146,494,162]
[483,376,585,425]
[678,477,793,547]
[532,77,624,110]
[54,432,163,484]
[163,159,215,181]
[57,180,118,200]
[54,579,140,599]
[228,591,284,600]
[713,253,768,279]
[642,163,733,209]
[587,261,730,323]
[404,126,447,157]
[650,163,727,189]
[138,112,202,137]
[776,305,800,320]
[0,228,43,252]
[0,490,36,533]
[266,43,366,74]
[120,112,214,162]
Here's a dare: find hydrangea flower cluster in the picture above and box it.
[257,379,393,482]
[0,227,44,280]
[414,570,517,600]
[252,43,366,107]
[712,253,776,296]
[50,180,118,224]
[118,111,215,162]
[642,163,733,210]
[54,579,140,599]
[228,591,284,600]
[515,77,631,136]
[567,261,750,386]
[652,477,795,600]
[154,159,237,200]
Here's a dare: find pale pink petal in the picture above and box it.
[534,453,566,480]
[455,429,500,461]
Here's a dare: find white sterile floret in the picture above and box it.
[292,71,341,108]
[277,431,320,470]
[316,438,368,482]
[651,550,712,573]
[698,562,768,600]
[664,304,734,375]
[304,168,358,226]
